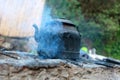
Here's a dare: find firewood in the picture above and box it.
[0,50,20,59]
[0,50,82,68]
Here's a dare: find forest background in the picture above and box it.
[47,0,120,59]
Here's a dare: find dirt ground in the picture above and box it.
[0,36,120,80]
[0,64,119,80]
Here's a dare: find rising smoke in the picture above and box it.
[33,7,64,59]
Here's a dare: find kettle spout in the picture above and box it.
[33,24,40,42]
[33,24,39,32]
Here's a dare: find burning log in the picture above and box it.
[0,50,83,68]
[0,50,120,68]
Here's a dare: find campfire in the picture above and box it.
[0,1,120,80]
[0,18,120,80]
[0,18,120,69]
[0,2,120,68]
[0,18,82,68]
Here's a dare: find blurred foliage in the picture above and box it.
[46,0,120,59]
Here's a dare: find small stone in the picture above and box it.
[60,70,69,78]
[0,64,9,76]
[72,69,80,74]
[50,69,58,76]
[59,77,67,80]
[49,77,60,80]
[2,42,13,49]
[35,69,49,80]
[70,76,80,80]
[0,76,8,80]
[0,36,5,46]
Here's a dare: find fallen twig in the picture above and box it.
[0,50,20,59]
